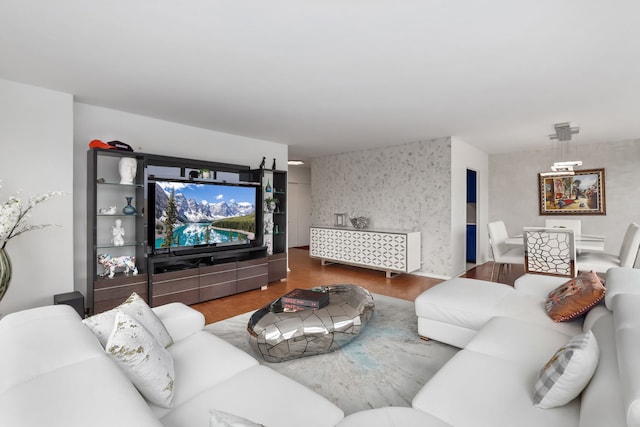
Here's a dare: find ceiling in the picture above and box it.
[1,1,639,162]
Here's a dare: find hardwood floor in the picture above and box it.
[191,248,519,324]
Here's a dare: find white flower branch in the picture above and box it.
[0,182,67,249]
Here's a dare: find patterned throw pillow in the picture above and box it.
[210,410,266,427]
[82,292,174,348]
[106,311,175,408]
[545,271,606,322]
[533,330,599,409]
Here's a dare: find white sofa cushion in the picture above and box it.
[612,293,640,427]
[149,331,259,418]
[415,278,514,329]
[0,305,163,427]
[83,292,173,348]
[336,407,452,427]
[580,305,626,427]
[106,311,175,408]
[494,291,583,337]
[464,316,573,368]
[0,305,104,394]
[532,330,599,409]
[159,365,344,427]
[153,302,205,342]
[605,267,640,308]
[412,350,580,427]
[0,356,163,427]
[415,277,514,347]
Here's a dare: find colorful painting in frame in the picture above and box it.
[539,168,606,215]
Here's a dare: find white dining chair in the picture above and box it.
[487,221,524,282]
[544,219,581,236]
[523,227,576,278]
[577,222,640,274]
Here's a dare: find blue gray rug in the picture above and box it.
[204,293,458,415]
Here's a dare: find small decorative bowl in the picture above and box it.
[350,217,369,229]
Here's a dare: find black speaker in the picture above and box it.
[53,291,85,318]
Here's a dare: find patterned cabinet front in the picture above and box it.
[310,227,421,276]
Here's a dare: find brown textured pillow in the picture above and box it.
[545,271,606,322]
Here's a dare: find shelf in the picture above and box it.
[96,242,145,249]
[97,181,144,188]
[97,214,144,217]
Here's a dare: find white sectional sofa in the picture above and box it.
[2,267,639,427]
[0,301,344,427]
[401,267,638,427]
[336,267,640,426]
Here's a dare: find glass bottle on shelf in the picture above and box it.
[122,197,137,215]
[265,179,272,193]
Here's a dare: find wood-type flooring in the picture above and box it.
[191,247,521,324]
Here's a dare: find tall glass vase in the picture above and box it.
[0,248,12,302]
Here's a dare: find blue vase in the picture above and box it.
[123,197,137,215]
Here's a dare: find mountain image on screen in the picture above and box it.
[154,181,256,249]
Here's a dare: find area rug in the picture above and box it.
[204,293,459,415]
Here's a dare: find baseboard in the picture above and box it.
[411,271,452,280]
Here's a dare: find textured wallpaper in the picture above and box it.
[311,137,453,276]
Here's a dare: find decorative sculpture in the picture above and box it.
[97,253,138,279]
[111,219,125,246]
[118,157,137,185]
[98,206,117,215]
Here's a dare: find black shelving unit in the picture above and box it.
[87,149,276,314]
[253,168,288,282]
[87,149,147,314]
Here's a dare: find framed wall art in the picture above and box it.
[538,168,606,215]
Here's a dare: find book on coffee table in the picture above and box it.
[281,288,330,309]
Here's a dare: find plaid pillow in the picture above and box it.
[533,330,599,408]
[545,271,606,322]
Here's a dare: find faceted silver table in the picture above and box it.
[247,284,375,362]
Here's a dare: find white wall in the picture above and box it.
[489,139,640,261]
[73,103,288,297]
[451,138,490,276]
[0,79,74,313]
[311,138,454,278]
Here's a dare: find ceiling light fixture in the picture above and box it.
[287,160,305,166]
[543,122,582,176]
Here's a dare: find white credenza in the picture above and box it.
[310,226,421,278]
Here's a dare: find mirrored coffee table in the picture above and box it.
[247,284,375,362]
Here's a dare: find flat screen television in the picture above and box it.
[148,179,261,253]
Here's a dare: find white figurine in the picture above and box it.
[98,205,117,215]
[264,218,273,234]
[118,157,137,185]
[111,219,125,246]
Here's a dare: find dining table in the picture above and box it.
[506,233,605,252]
